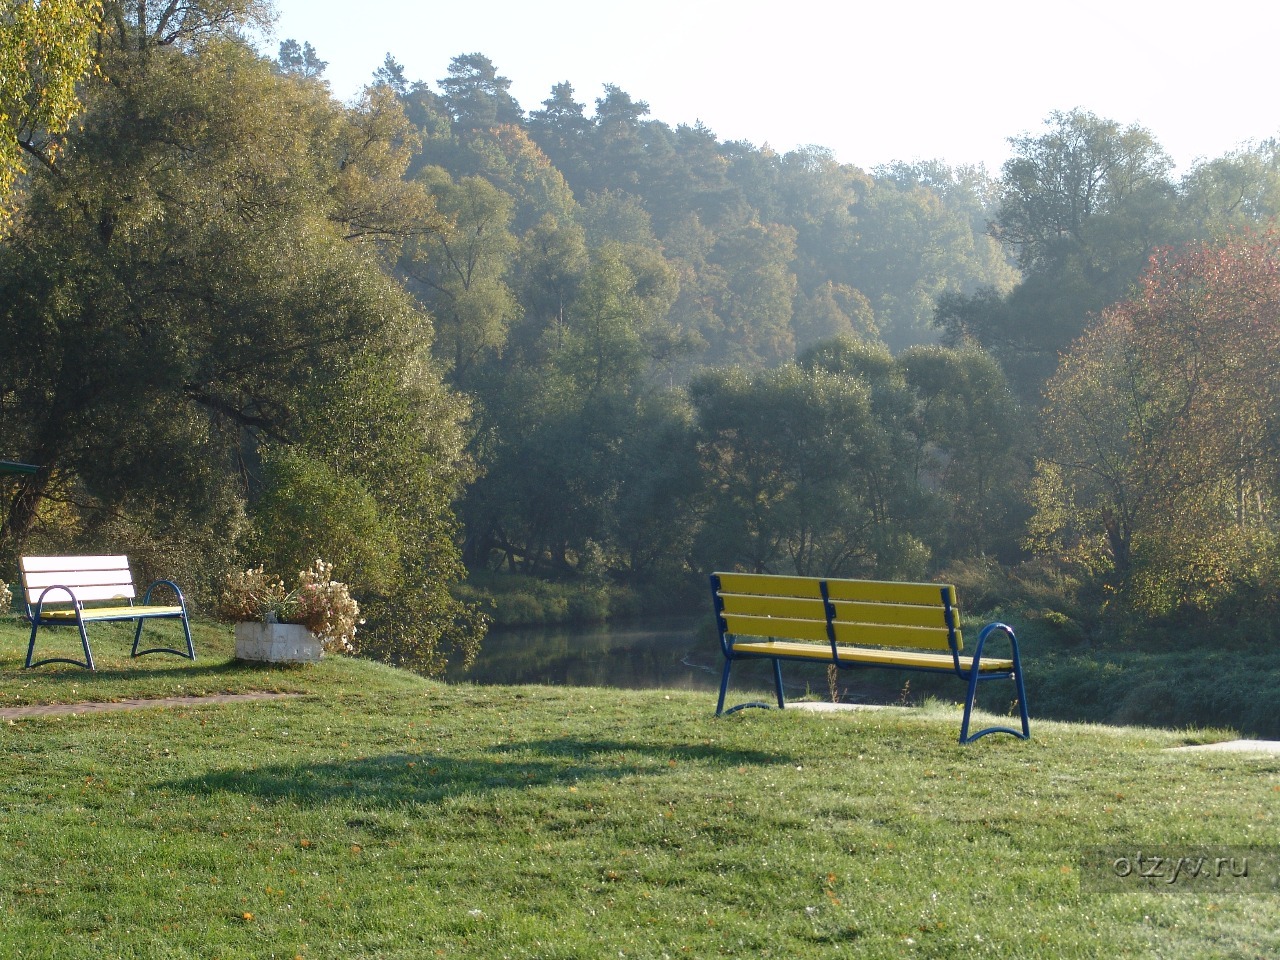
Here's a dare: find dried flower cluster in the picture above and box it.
[1,581,12,612]
[291,559,361,655]
[217,566,287,622]
[218,560,361,654]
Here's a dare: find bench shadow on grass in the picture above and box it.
[166,737,797,808]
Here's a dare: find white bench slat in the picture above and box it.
[23,569,136,588]
[26,584,138,604]
[21,555,131,573]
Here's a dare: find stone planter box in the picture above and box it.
[234,621,323,663]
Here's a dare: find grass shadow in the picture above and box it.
[165,736,796,807]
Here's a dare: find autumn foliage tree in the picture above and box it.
[1030,231,1280,620]
[0,0,102,227]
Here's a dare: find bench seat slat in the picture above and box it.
[730,639,1013,673]
[37,605,183,622]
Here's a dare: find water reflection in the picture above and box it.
[443,616,791,693]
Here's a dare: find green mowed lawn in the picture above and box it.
[1,620,1277,958]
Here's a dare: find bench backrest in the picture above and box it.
[711,572,962,652]
[20,555,137,608]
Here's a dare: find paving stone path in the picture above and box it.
[0,692,301,719]
[792,701,1280,753]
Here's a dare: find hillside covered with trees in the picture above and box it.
[5,0,1280,671]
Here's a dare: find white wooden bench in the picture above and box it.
[20,555,196,670]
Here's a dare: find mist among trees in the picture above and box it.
[5,1,1280,668]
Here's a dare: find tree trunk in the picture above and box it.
[1,464,53,553]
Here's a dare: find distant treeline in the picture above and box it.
[4,2,1280,674]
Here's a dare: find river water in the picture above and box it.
[442,616,721,691]
[440,615,836,698]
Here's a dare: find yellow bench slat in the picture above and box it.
[824,577,954,606]
[714,572,955,607]
[713,573,826,598]
[37,605,184,621]
[830,598,951,629]
[729,640,1012,672]
[720,613,831,642]
[717,593,827,620]
[831,620,955,651]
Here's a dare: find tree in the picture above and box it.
[371,53,409,94]
[457,124,577,233]
[852,166,1018,350]
[792,281,878,351]
[938,110,1180,400]
[438,52,522,130]
[895,344,1029,562]
[0,10,482,670]
[997,109,1175,275]
[277,38,326,78]
[585,84,652,194]
[690,363,927,578]
[458,242,683,579]
[399,167,520,387]
[550,243,679,393]
[508,213,589,363]
[1030,231,1280,619]
[0,0,102,227]
[700,220,798,367]
[527,81,591,181]
[1179,140,1280,237]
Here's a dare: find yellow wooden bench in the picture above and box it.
[709,572,1029,743]
[21,555,196,670]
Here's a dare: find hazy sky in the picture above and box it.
[265,0,1279,175]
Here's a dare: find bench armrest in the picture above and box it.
[32,584,83,619]
[971,622,1019,664]
[142,578,187,608]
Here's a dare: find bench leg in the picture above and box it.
[959,673,1030,743]
[25,620,95,671]
[959,623,1031,744]
[716,658,733,716]
[132,614,197,660]
[772,657,786,709]
[716,656,782,716]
